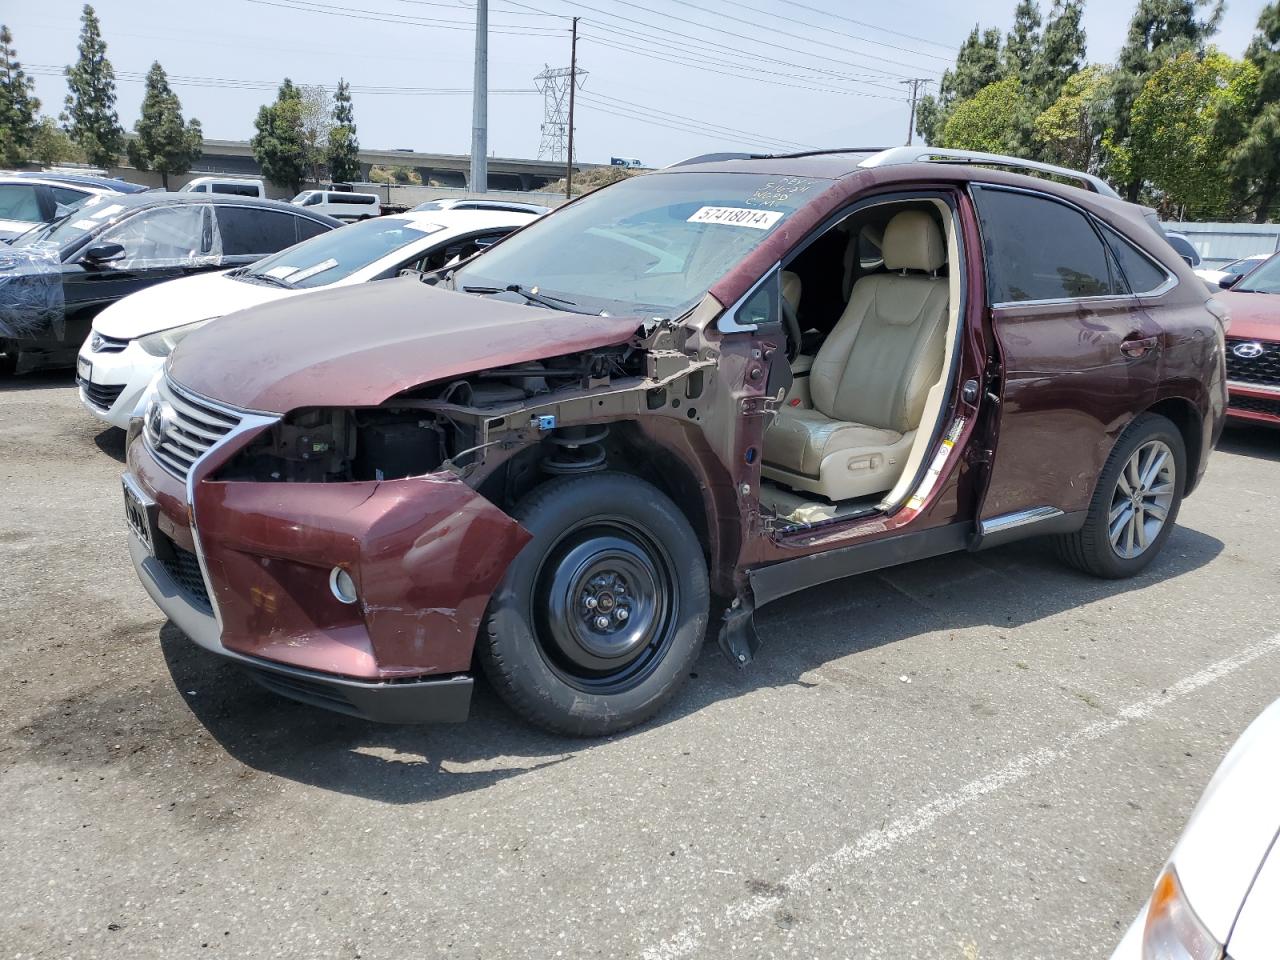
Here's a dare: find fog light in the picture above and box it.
[329,566,358,604]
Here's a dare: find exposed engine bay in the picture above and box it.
[217,327,717,488]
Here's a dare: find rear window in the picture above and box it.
[216,207,304,255]
[972,186,1118,303]
[212,182,261,197]
[328,193,377,205]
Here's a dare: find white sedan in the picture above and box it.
[77,208,538,428]
[1112,698,1280,960]
[1194,254,1270,289]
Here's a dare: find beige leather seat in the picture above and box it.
[781,270,802,315]
[763,210,949,502]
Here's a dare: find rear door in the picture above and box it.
[214,206,311,267]
[969,185,1163,538]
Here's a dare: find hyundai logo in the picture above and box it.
[90,332,104,353]
[1233,341,1266,359]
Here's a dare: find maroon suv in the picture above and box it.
[121,149,1226,735]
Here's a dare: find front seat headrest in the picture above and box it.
[881,210,946,273]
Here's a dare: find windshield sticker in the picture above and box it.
[264,265,300,278]
[70,219,98,231]
[286,258,340,284]
[747,176,820,208]
[90,204,125,220]
[687,206,784,230]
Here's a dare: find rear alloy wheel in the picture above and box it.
[1056,413,1186,578]
[480,472,709,736]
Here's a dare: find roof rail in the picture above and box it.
[859,147,1120,199]
[665,152,767,168]
[666,147,890,168]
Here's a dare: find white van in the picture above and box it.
[291,189,381,221]
[179,177,266,198]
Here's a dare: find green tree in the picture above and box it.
[1123,50,1255,218]
[1105,0,1224,199]
[297,83,332,182]
[1035,0,1087,104]
[1034,64,1111,170]
[0,25,40,165]
[1217,3,1280,221]
[916,25,1003,144]
[1004,0,1042,79]
[31,116,84,166]
[940,76,1027,154]
[63,4,124,168]
[251,78,308,194]
[326,78,360,182]
[125,62,202,189]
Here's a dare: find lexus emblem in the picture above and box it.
[1233,341,1265,359]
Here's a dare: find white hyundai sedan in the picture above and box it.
[77,208,538,428]
[1112,698,1280,960]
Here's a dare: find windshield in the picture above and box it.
[243,216,444,289]
[1235,254,1280,294]
[452,171,826,316]
[11,193,129,251]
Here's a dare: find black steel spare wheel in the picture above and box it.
[481,472,709,736]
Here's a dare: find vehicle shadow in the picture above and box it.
[93,425,126,463]
[1216,424,1280,462]
[0,370,75,393]
[159,521,1225,805]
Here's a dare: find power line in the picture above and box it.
[240,0,564,35]
[579,92,816,150]
[578,100,796,153]
[767,0,957,52]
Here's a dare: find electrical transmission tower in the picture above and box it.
[534,63,586,162]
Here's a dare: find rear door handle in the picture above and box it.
[1121,335,1158,359]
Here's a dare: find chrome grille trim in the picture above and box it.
[145,377,245,482]
[92,333,129,353]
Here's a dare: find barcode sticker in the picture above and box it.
[687,206,784,230]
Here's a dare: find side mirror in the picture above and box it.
[83,241,125,266]
[1219,273,1242,289]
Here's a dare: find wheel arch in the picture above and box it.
[1145,396,1203,496]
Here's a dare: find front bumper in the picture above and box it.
[128,530,474,723]
[77,339,161,430]
[1226,382,1280,426]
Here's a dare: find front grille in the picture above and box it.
[92,333,129,353]
[1225,338,1280,388]
[1228,393,1280,418]
[79,378,125,410]
[146,376,243,482]
[158,539,212,612]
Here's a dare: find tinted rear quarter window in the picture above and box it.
[972,186,1118,303]
[216,207,303,255]
[1102,227,1169,294]
[295,216,331,242]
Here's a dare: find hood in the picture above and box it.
[1217,289,1280,343]
[93,269,295,339]
[1170,697,1280,945]
[168,276,642,413]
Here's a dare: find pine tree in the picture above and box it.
[250,78,308,194]
[1036,0,1087,104]
[1218,3,1280,221]
[327,78,360,183]
[1004,0,1043,80]
[1106,0,1224,199]
[126,62,202,189]
[64,4,124,168]
[916,26,1003,144]
[0,25,40,166]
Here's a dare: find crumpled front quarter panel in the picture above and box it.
[195,475,531,678]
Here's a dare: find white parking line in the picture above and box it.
[641,633,1280,960]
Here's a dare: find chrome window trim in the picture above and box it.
[970,182,1180,309]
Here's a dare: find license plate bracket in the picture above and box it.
[122,475,157,554]
[76,355,92,382]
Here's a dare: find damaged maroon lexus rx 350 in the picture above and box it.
[122,148,1227,735]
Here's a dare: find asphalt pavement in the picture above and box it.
[3,372,1278,960]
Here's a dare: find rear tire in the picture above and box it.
[479,472,709,736]
[1055,413,1185,579]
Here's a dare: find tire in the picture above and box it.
[479,471,709,736]
[1055,413,1186,579]
[0,341,16,378]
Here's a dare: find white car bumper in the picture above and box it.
[76,337,164,430]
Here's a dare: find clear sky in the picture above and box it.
[5,0,1271,167]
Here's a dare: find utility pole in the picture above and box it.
[900,78,932,146]
[565,16,579,200]
[470,0,488,193]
